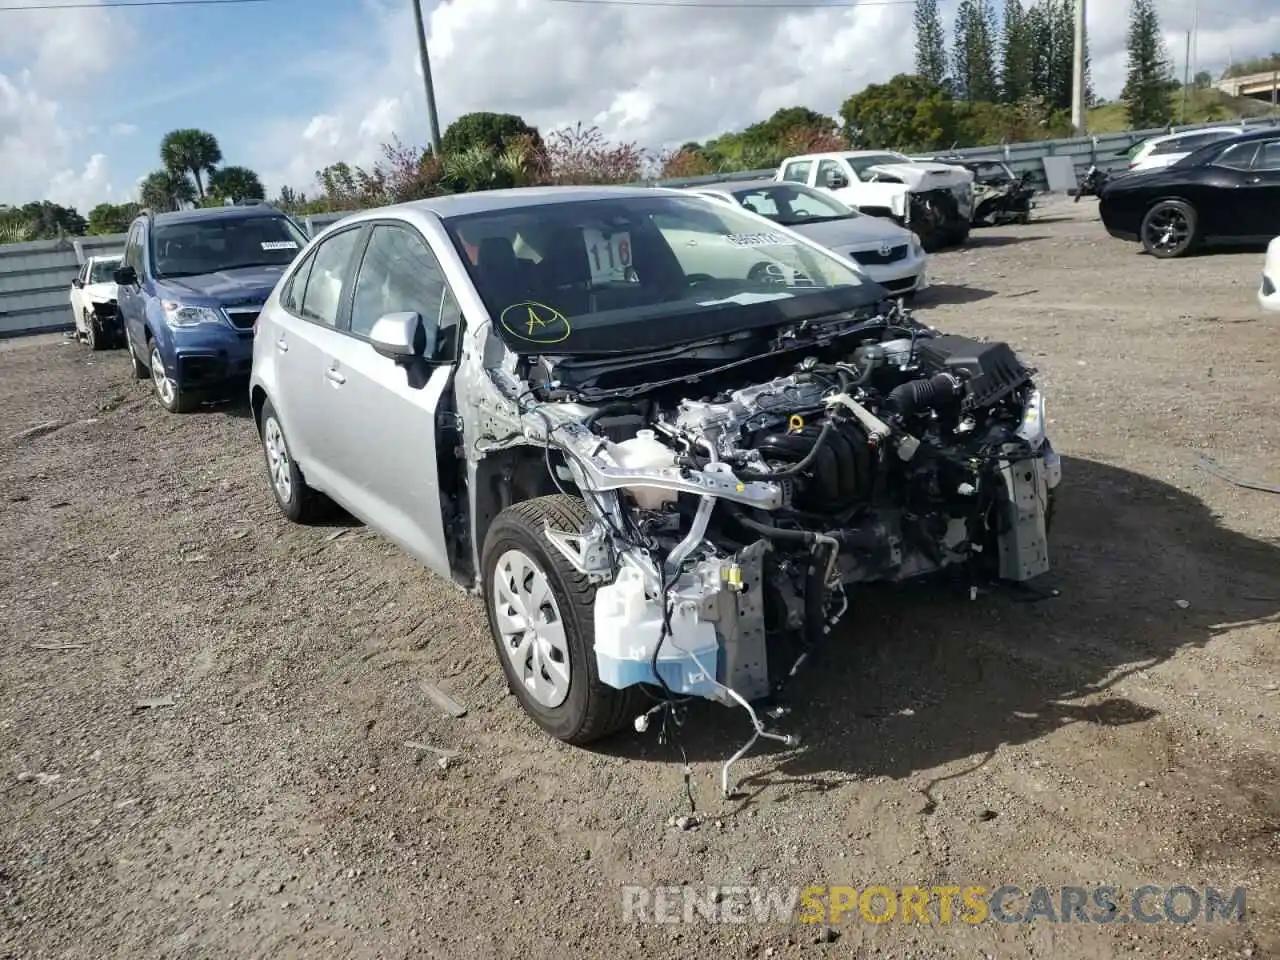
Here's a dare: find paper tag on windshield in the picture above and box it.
[261,241,298,251]
[726,231,797,247]
[581,228,632,284]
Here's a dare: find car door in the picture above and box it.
[1246,139,1280,239]
[70,261,89,330]
[318,220,461,578]
[116,226,144,345]
[270,224,368,497]
[1200,141,1261,239]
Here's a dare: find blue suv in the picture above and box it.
[115,203,309,413]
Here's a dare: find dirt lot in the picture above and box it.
[2,196,1278,960]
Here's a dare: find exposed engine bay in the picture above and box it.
[478,303,1060,794]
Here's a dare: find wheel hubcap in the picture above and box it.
[262,416,293,503]
[492,549,571,708]
[1146,209,1189,253]
[150,346,176,405]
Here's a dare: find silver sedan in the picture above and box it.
[688,179,928,298]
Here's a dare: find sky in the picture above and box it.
[0,0,1277,211]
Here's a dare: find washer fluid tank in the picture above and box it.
[605,429,678,510]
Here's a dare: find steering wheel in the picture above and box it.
[747,262,786,285]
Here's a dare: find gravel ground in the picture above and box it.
[2,196,1278,960]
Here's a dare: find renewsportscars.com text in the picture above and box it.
[620,884,1248,925]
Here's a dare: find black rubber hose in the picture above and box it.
[725,506,817,545]
[584,402,641,428]
[735,419,836,481]
[884,373,959,416]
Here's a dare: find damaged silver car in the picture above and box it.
[249,187,1061,792]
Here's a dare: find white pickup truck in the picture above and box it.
[776,150,975,250]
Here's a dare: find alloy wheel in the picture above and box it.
[1144,207,1190,255]
[262,416,293,504]
[149,345,176,406]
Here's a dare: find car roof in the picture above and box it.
[340,185,685,222]
[693,180,812,193]
[89,253,122,261]
[1148,125,1245,145]
[145,204,287,227]
[784,150,907,162]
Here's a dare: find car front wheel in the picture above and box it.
[1140,200,1197,258]
[148,342,197,413]
[482,495,643,745]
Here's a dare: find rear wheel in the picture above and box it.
[259,398,329,524]
[1140,200,1197,258]
[482,495,644,745]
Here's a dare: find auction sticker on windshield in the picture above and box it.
[582,228,632,284]
[499,301,572,344]
[726,232,798,247]
[261,241,299,250]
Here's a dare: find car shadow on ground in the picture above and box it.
[960,234,1051,250]
[594,455,1280,796]
[912,283,998,306]
[195,396,254,419]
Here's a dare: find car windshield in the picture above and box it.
[89,259,119,283]
[847,153,908,177]
[728,183,856,226]
[151,215,307,278]
[443,194,870,352]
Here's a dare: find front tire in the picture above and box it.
[482,495,643,745]
[84,311,106,352]
[259,398,329,524]
[1140,200,1197,259]
[148,341,197,413]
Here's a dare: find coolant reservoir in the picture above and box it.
[593,566,720,697]
[605,429,678,510]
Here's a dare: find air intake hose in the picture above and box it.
[884,373,960,416]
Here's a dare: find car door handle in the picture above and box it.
[276,336,288,353]
[325,368,346,385]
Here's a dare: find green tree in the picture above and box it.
[6,201,87,239]
[913,0,949,86]
[440,112,541,157]
[86,202,140,235]
[1122,0,1174,129]
[207,165,266,202]
[139,169,197,212]
[839,74,961,151]
[1193,70,1213,88]
[159,129,223,200]
[953,0,1000,103]
[1001,0,1033,103]
[1223,52,1280,79]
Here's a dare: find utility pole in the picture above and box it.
[1070,0,1087,136]
[411,0,443,155]
[1181,29,1191,123]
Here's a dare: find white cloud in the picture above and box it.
[244,0,1280,196]
[0,0,133,206]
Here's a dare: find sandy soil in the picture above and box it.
[1,197,1277,960]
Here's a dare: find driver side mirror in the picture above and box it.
[369,311,438,363]
[72,278,83,289]
[113,265,137,286]
[825,169,849,190]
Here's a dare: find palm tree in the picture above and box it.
[139,169,197,212]
[159,129,223,200]
[208,165,266,203]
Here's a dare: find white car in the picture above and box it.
[776,150,974,250]
[687,179,927,298]
[1261,236,1280,311]
[69,254,124,350]
[1123,127,1245,172]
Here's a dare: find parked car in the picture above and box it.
[69,254,123,350]
[249,186,1059,777]
[776,151,974,251]
[1099,128,1280,259]
[115,203,309,412]
[918,157,1036,226]
[1261,236,1280,311]
[684,179,928,298]
[1122,126,1246,172]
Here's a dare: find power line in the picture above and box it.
[0,0,274,11]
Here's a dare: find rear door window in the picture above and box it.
[298,227,363,327]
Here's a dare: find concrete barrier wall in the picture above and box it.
[0,233,126,337]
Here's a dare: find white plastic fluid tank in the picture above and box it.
[593,567,720,697]
[605,429,678,510]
